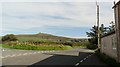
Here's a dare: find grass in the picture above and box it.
[0,44,10,48]
[1,44,72,50]
[0,44,2,47]
[72,45,86,48]
[17,37,49,42]
[16,33,71,42]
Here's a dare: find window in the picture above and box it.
[103,40,106,50]
[112,36,117,50]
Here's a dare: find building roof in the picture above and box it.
[113,1,120,8]
[101,31,115,38]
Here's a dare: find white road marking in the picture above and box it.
[86,56,89,58]
[44,51,47,53]
[28,53,33,54]
[49,51,52,52]
[41,51,44,53]
[2,49,5,51]
[1,57,5,58]
[33,52,37,54]
[46,51,49,52]
[18,54,22,56]
[37,52,41,53]
[75,63,79,66]
[83,58,87,60]
[23,53,28,55]
[16,54,21,56]
[80,60,83,62]
[10,55,16,57]
[0,56,3,58]
[89,55,91,57]
[76,54,93,65]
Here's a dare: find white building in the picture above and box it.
[101,0,120,62]
[113,0,120,62]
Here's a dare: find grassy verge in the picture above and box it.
[95,49,120,67]
[72,46,86,48]
[0,44,2,47]
[1,44,72,50]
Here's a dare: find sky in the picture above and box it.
[0,0,115,38]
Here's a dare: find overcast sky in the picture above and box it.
[0,0,115,38]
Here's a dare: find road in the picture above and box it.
[1,47,109,67]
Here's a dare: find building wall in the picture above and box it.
[101,34,117,60]
[114,1,120,62]
[118,1,120,63]
[101,1,120,63]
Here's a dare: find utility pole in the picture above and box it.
[96,2,100,48]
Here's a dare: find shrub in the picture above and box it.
[63,42,73,46]
[86,42,98,50]
[2,34,18,42]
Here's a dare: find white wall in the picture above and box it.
[101,33,117,60]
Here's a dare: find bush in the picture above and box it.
[2,34,18,42]
[63,42,73,46]
[86,42,98,50]
[87,44,97,50]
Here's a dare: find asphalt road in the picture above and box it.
[1,47,108,67]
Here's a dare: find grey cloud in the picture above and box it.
[2,2,114,32]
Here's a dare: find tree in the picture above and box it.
[86,25,98,38]
[106,21,115,32]
[86,25,98,48]
[86,24,107,38]
[100,24,108,36]
[2,34,18,42]
[86,24,107,49]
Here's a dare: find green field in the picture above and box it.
[15,33,81,42]
[0,44,2,47]
[1,33,88,50]
[1,44,72,50]
[1,33,87,43]
[17,36,48,42]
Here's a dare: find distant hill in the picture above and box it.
[15,33,87,42]
[15,33,70,42]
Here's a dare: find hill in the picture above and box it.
[15,33,87,42]
[1,33,88,48]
